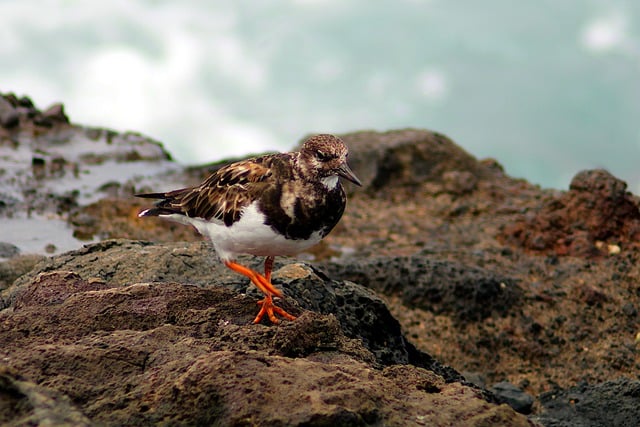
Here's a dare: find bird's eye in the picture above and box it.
[315,150,333,162]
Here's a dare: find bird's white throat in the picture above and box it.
[320,175,339,189]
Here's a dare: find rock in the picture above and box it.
[0,92,175,225]
[41,102,69,124]
[621,302,637,317]
[3,240,460,378]
[490,381,535,415]
[13,270,110,309]
[16,96,34,108]
[0,241,531,426]
[0,93,66,132]
[336,129,486,191]
[0,96,19,128]
[569,169,627,194]
[463,371,488,388]
[0,242,20,259]
[0,254,45,293]
[319,255,523,322]
[0,366,91,426]
[443,170,478,195]
[501,169,640,257]
[533,379,640,427]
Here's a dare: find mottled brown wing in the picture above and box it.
[159,158,274,226]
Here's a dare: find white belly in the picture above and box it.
[161,201,322,261]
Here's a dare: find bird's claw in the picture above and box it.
[253,295,296,324]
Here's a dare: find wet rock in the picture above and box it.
[533,379,640,427]
[501,169,640,257]
[0,92,179,256]
[0,242,20,259]
[320,255,523,322]
[0,94,170,215]
[490,381,535,415]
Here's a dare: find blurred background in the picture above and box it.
[2,0,639,192]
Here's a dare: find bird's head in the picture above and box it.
[299,134,362,188]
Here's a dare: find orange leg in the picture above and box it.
[264,256,274,282]
[224,260,282,297]
[224,259,296,324]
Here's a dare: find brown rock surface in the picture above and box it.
[0,261,528,426]
[501,168,640,257]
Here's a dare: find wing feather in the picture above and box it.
[137,157,275,226]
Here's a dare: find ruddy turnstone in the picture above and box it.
[136,134,361,324]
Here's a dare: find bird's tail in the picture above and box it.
[137,207,169,217]
[135,192,167,200]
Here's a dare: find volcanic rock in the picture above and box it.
[0,241,530,426]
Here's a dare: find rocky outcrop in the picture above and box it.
[3,240,455,374]
[533,378,640,427]
[335,129,485,191]
[0,93,69,133]
[0,91,176,257]
[0,240,529,426]
[501,169,640,257]
[320,255,523,322]
[2,93,640,425]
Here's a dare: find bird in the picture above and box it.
[136,134,362,324]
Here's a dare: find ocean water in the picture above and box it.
[1,0,639,193]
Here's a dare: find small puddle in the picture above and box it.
[0,216,92,261]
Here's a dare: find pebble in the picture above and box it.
[0,242,20,259]
[490,381,535,414]
[622,303,637,317]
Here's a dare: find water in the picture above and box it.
[2,0,639,192]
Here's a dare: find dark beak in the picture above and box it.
[337,162,362,186]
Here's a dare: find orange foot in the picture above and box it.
[253,294,297,324]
